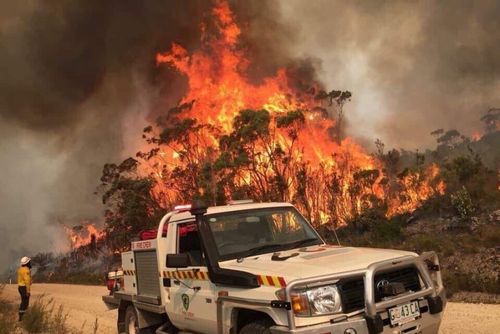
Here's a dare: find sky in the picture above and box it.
[0,0,498,269]
[279,0,500,148]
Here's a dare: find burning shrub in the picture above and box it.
[98,0,447,250]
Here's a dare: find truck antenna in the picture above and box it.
[332,226,341,246]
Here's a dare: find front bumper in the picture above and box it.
[270,296,445,334]
[272,252,446,334]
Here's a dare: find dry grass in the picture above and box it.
[0,284,18,334]
[22,295,99,333]
[0,285,98,334]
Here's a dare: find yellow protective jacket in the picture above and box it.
[17,267,32,293]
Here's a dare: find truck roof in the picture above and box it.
[169,202,294,223]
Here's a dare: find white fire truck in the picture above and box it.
[103,201,446,334]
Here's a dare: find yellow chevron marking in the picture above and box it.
[161,270,209,280]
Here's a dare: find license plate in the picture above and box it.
[388,301,420,326]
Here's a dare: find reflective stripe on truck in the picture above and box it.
[162,270,210,280]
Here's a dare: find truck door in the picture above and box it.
[166,222,218,334]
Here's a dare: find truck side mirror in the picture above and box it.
[166,253,191,268]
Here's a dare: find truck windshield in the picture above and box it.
[206,207,322,260]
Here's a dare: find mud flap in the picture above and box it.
[426,296,443,314]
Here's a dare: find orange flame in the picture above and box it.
[471,131,482,141]
[386,164,446,217]
[63,223,105,250]
[138,1,443,225]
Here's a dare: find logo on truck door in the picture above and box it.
[181,294,190,311]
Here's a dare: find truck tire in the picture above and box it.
[124,306,139,334]
[239,319,273,334]
[124,306,156,334]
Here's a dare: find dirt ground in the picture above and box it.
[2,284,117,333]
[2,284,499,334]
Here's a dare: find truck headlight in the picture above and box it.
[276,285,343,316]
[306,285,342,315]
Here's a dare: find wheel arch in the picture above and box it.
[117,300,133,333]
[118,300,167,333]
[231,307,277,333]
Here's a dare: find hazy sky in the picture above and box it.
[279,0,500,149]
[0,0,498,269]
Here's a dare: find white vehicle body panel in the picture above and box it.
[121,251,137,295]
[104,202,445,334]
[220,246,417,280]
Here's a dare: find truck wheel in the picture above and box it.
[125,306,140,334]
[124,306,157,334]
[239,319,273,334]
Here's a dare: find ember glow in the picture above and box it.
[139,1,444,225]
[471,131,482,142]
[63,223,105,250]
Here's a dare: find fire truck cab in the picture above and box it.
[103,201,446,334]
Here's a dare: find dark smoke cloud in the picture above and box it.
[279,0,500,149]
[0,0,298,270]
[0,0,214,269]
[3,0,496,271]
[0,0,214,133]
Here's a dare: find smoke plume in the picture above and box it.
[279,0,500,149]
[0,0,296,270]
[1,0,498,270]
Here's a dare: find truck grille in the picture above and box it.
[339,278,365,312]
[339,266,421,313]
[374,266,421,301]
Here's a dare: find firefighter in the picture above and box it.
[17,256,32,321]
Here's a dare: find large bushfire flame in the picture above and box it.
[63,223,105,250]
[136,1,444,225]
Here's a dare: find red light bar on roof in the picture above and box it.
[174,204,192,211]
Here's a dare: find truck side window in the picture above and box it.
[177,223,205,266]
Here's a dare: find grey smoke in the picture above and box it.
[0,0,296,271]
[1,0,498,271]
[279,0,500,149]
[0,0,214,270]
